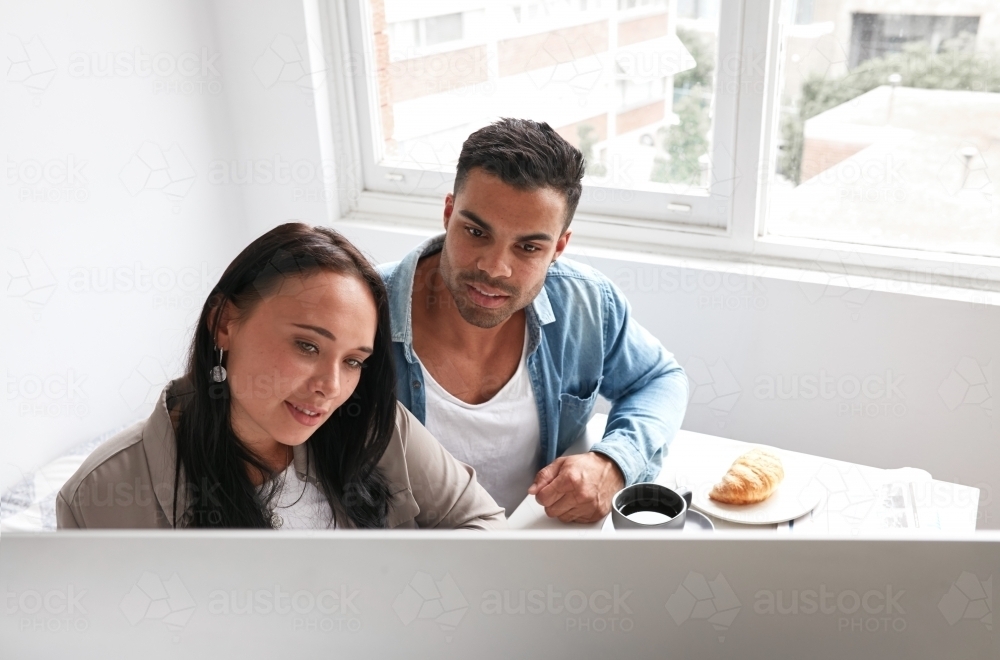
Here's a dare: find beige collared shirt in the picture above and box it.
[56,379,507,530]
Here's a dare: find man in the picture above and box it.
[378,118,689,522]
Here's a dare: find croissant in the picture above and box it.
[709,448,784,504]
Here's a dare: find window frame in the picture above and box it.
[343,0,745,228]
[316,0,1000,290]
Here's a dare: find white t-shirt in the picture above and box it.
[262,462,336,530]
[419,328,541,515]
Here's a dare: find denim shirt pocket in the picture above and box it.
[557,377,603,450]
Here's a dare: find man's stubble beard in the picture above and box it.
[437,246,544,330]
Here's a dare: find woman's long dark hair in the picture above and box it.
[172,223,395,528]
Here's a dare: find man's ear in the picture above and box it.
[443,193,455,230]
[552,229,572,262]
[213,300,236,350]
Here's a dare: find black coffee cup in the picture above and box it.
[611,483,693,530]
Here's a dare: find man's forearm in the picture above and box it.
[592,362,689,485]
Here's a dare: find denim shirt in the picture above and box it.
[377,234,689,486]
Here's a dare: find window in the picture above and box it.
[616,76,668,108]
[767,0,1000,259]
[386,10,484,60]
[848,13,981,68]
[387,14,465,54]
[677,0,719,21]
[618,0,668,11]
[793,0,814,25]
[347,0,735,225]
[329,0,1000,283]
[425,13,464,46]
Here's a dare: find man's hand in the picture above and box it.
[527,452,625,523]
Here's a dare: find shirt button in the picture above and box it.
[412,381,421,389]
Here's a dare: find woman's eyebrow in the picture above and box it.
[293,323,374,354]
[292,323,335,340]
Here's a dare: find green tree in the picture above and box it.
[673,26,715,92]
[577,123,607,177]
[651,27,715,185]
[653,94,711,184]
[778,34,1000,184]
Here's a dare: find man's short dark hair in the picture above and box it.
[455,118,585,230]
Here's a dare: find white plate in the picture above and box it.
[689,450,823,525]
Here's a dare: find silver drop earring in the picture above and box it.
[210,346,227,383]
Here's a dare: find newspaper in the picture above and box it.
[778,464,978,533]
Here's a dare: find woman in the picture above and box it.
[57,223,506,530]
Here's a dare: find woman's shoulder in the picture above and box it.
[378,402,470,490]
[378,401,507,530]
[390,400,419,443]
[58,420,148,504]
[377,402,417,476]
[375,402,421,526]
[59,379,186,509]
[383,401,440,457]
[375,403,447,491]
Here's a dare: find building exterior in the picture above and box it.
[774,84,999,255]
[782,0,1000,105]
[367,0,698,188]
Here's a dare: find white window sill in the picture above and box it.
[339,190,1000,304]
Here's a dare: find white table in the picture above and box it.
[508,414,981,533]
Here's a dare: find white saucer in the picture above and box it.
[683,509,715,531]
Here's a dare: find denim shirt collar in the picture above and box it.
[386,233,556,362]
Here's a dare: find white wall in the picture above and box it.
[3,0,997,532]
[1,0,325,493]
